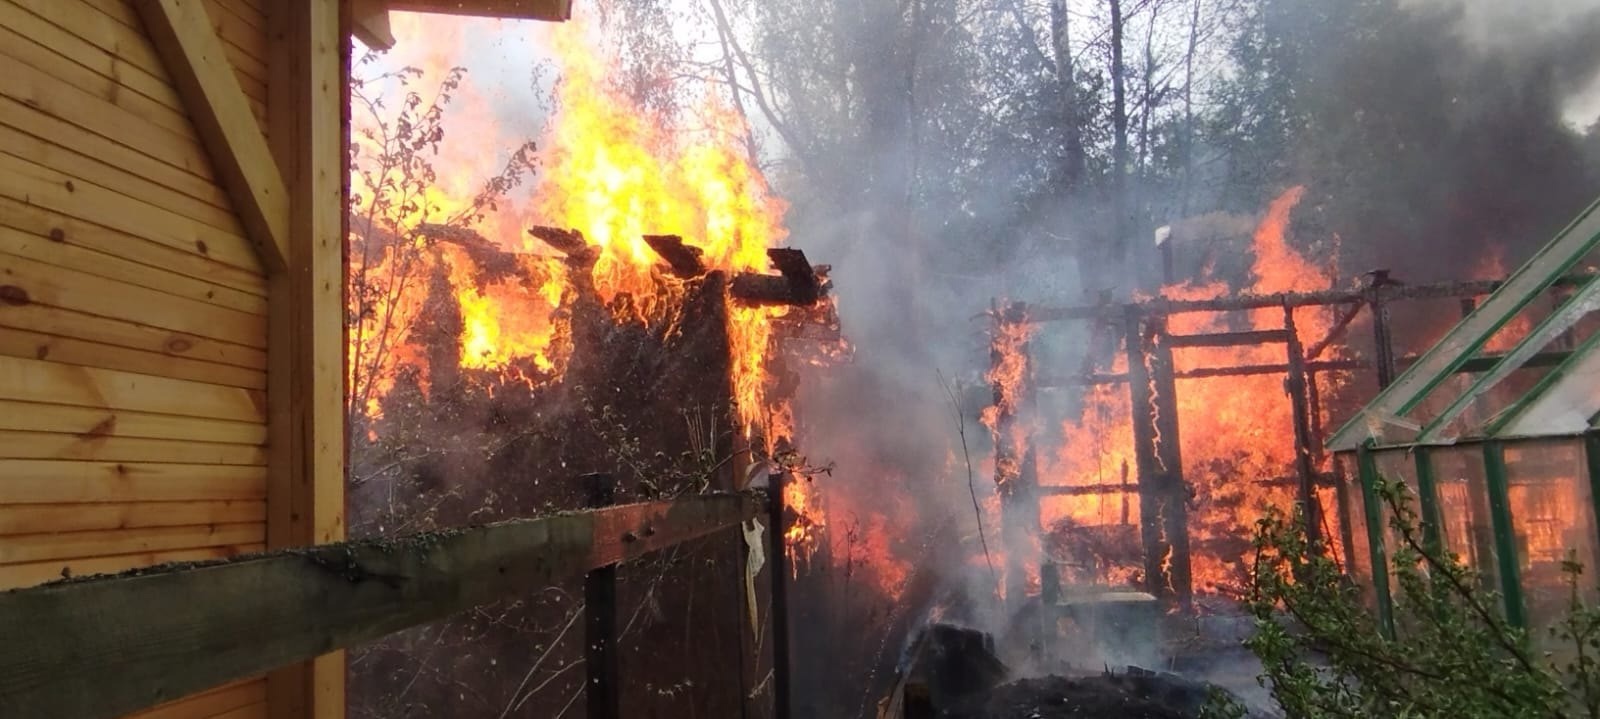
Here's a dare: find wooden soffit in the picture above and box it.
[384,0,573,20]
[354,0,573,51]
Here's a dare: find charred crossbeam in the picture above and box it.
[528,225,598,266]
[1039,349,1575,387]
[1168,329,1290,349]
[1027,274,1596,322]
[643,234,708,278]
[417,223,527,283]
[1037,473,1337,496]
[730,248,824,307]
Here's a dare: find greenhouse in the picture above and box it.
[1327,195,1600,638]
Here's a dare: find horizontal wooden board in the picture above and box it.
[0,1,188,116]
[0,301,267,374]
[0,121,244,236]
[0,35,215,181]
[0,521,264,564]
[0,152,260,275]
[0,224,263,316]
[0,460,267,504]
[0,243,266,348]
[198,0,267,67]
[207,0,263,30]
[0,20,198,142]
[0,431,265,465]
[0,325,267,389]
[209,702,268,719]
[0,355,266,421]
[129,678,266,719]
[0,96,232,215]
[76,0,268,114]
[5,0,178,95]
[0,193,265,298]
[0,401,267,445]
[0,500,266,536]
[9,0,267,121]
[128,678,266,719]
[0,542,262,590]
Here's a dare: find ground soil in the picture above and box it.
[946,672,1222,719]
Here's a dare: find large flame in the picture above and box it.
[348,17,827,565]
[533,24,787,440]
[351,18,791,440]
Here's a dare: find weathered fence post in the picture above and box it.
[768,472,793,719]
[583,473,620,719]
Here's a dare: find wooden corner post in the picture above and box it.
[584,473,621,719]
[769,473,794,719]
[266,1,349,718]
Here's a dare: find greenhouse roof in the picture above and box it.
[1327,196,1600,451]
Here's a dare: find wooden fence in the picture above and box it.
[0,486,786,719]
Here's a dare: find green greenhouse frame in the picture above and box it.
[1327,195,1600,637]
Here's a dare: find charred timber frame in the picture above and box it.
[1023,273,1588,601]
[1024,275,1592,323]
[0,494,766,719]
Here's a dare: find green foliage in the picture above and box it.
[1212,477,1600,718]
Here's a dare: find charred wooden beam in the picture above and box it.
[1284,306,1323,549]
[528,225,598,266]
[1041,349,1575,388]
[1026,274,1595,323]
[1039,473,1338,496]
[1304,302,1365,362]
[1168,329,1289,349]
[643,234,708,278]
[1038,359,1371,387]
[417,222,528,283]
[731,248,824,307]
[0,495,763,719]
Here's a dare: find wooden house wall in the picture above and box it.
[0,1,274,716]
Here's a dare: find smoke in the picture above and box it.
[1407,0,1600,125]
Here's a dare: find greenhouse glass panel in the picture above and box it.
[1335,453,1372,597]
[1501,439,1600,638]
[1371,449,1417,590]
[1431,445,1501,592]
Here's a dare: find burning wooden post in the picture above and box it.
[1366,270,1399,389]
[1145,318,1193,611]
[986,302,1042,608]
[1122,308,1166,601]
[1283,306,1324,550]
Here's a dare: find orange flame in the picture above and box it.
[1044,186,1352,593]
[982,315,1035,490]
[348,17,830,567]
[534,23,788,442]
[351,18,793,443]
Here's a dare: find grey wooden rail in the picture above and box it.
[0,493,764,719]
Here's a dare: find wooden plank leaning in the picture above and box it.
[0,493,762,719]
